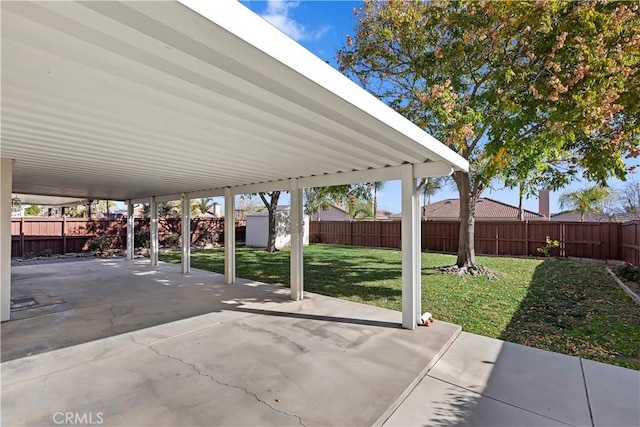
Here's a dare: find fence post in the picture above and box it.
[525,220,529,256]
[20,217,25,257]
[495,224,499,255]
[62,216,67,255]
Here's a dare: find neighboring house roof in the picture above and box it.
[423,198,546,220]
[550,210,634,222]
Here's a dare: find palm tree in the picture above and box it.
[371,181,385,221]
[559,186,612,222]
[192,198,215,217]
[419,177,443,218]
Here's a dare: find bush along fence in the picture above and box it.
[10,217,246,258]
[310,220,635,263]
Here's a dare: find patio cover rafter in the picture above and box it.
[2,0,466,201]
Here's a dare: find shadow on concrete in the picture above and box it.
[227,306,401,329]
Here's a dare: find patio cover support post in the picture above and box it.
[126,200,134,260]
[224,188,235,284]
[0,158,12,321]
[401,163,420,329]
[290,178,303,301]
[150,196,158,266]
[181,193,190,274]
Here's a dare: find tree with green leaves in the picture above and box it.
[339,1,639,274]
[24,205,41,217]
[304,184,371,219]
[559,186,612,221]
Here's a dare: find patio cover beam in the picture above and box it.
[130,161,454,204]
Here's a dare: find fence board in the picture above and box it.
[10,217,243,257]
[312,220,630,261]
[622,221,640,265]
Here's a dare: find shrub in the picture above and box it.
[135,231,150,249]
[617,261,640,283]
[163,233,180,247]
[537,236,560,257]
[196,224,220,246]
[40,248,54,257]
[87,236,112,253]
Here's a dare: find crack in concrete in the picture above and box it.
[108,304,118,334]
[144,344,305,426]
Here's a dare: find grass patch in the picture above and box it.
[160,244,640,370]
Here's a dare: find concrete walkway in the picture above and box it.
[385,332,640,427]
[2,259,639,426]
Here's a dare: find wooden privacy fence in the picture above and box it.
[311,220,630,261]
[621,221,640,265]
[11,217,246,257]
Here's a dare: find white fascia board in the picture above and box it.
[231,180,291,195]
[299,161,454,188]
[177,0,469,173]
[154,193,183,203]
[299,166,403,189]
[188,189,226,199]
[413,162,454,178]
[137,161,455,202]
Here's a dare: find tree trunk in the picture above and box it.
[454,171,477,268]
[259,191,281,253]
[266,205,277,252]
[518,184,524,221]
[373,187,378,221]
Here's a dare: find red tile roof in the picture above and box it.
[423,198,546,220]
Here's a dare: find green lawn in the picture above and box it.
[159,244,640,370]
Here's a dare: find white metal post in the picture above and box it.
[181,193,191,274]
[290,178,304,301]
[401,164,419,329]
[413,181,422,324]
[224,188,235,284]
[0,158,12,321]
[126,200,134,260]
[150,196,158,266]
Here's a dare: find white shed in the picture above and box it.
[246,207,309,249]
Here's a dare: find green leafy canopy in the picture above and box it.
[338,0,640,196]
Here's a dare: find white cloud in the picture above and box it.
[261,0,330,42]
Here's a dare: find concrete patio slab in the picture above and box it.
[428,331,592,426]
[582,358,640,427]
[2,259,462,426]
[384,375,567,426]
[3,259,293,361]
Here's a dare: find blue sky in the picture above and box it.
[237,1,628,215]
